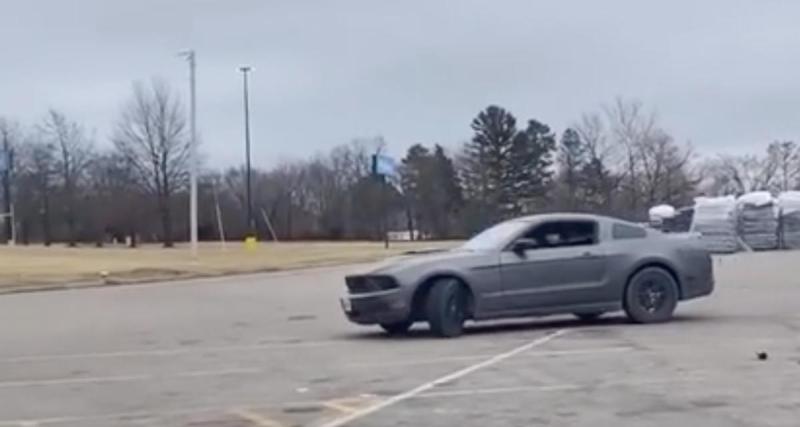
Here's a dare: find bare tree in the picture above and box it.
[705,154,777,195]
[766,141,800,192]
[573,113,624,213]
[571,99,699,217]
[604,97,657,213]
[17,141,57,245]
[314,138,383,237]
[223,163,304,240]
[635,130,697,206]
[300,156,349,238]
[39,110,93,246]
[86,152,143,246]
[113,79,190,247]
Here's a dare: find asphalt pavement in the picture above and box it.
[0,252,799,426]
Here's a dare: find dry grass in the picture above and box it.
[0,240,457,292]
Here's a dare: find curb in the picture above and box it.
[0,260,379,296]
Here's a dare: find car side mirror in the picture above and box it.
[511,238,538,254]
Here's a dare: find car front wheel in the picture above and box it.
[624,267,679,324]
[425,278,467,338]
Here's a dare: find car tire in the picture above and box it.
[623,267,679,324]
[573,312,603,322]
[425,278,467,338]
[380,321,413,335]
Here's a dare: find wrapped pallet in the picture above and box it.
[663,206,694,233]
[648,204,676,230]
[736,192,778,250]
[778,191,800,249]
[690,196,738,253]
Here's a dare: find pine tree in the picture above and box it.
[508,119,556,214]
[429,145,463,236]
[461,105,517,223]
[401,144,463,238]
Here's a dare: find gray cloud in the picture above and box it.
[2,0,800,167]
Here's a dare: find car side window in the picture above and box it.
[522,220,598,249]
[612,223,647,239]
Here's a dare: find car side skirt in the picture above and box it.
[473,301,622,321]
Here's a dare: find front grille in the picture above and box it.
[345,275,398,294]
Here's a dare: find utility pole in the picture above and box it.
[371,152,391,249]
[180,50,199,257]
[381,174,389,249]
[1,133,11,244]
[239,66,254,234]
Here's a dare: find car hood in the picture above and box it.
[358,248,482,276]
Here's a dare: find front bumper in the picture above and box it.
[340,289,410,325]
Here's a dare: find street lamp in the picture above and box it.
[239,66,254,234]
[179,50,199,257]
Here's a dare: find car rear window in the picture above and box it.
[613,223,647,239]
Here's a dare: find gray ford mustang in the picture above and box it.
[340,213,714,337]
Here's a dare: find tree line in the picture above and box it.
[2,82,800,246]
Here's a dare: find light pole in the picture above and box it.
[239,66,254,234]
[1,132,13,244]
[180,50,199,257]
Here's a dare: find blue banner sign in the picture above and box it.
[372,154,396,177]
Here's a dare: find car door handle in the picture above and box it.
[580,251,595,258]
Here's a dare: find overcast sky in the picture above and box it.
[2,1,800,168]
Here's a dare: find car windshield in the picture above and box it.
[461,221,530,250]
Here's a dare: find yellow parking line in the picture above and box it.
[322,400,358,414]
[229,408,285,427]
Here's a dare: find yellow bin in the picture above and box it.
[244,236,258,251]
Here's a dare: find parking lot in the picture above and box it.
[0,251,798,426]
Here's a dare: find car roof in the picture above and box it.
[511,212,640,226]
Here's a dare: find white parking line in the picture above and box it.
[319,329,569,427]
[0,368,264,389]
[345,346,633,368]
[0,341,336,364]
[415,376,705,399]
[5,368,798,426]
[174,367,264,378]
[410,370,800,399]
[0,374,151,389]
[0,346,631,390]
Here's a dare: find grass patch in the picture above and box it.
[0,241,456,292]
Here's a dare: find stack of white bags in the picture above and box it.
[778,191,800,249]
[651,192,800,252]
[690,196,739,253]
[736,192,778,250]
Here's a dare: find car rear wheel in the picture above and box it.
[425,278,467,338]
[624,267,679,323]
[380,321,413,335]
[573,312,604,322]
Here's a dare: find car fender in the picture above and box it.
[412,268,474,293]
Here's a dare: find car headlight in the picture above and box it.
[345,275,399,294]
